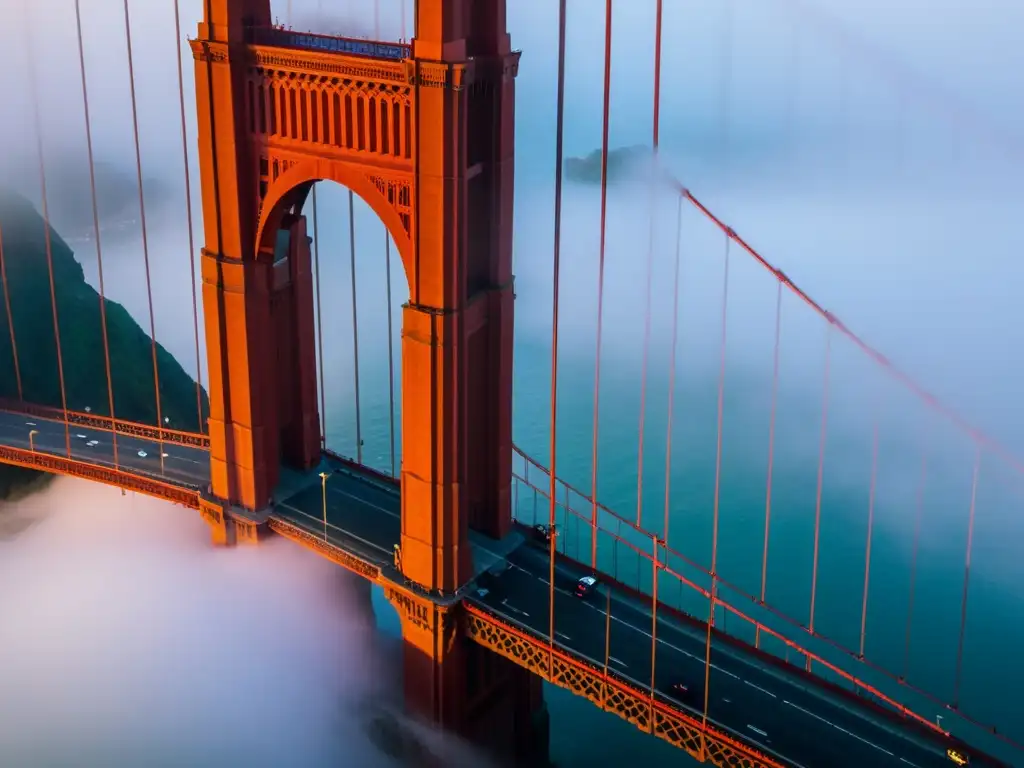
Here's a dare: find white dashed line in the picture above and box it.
[608,656,628,669]
[744,680,777,698]
[747,724,768,738]
[555,631,572,641]
[782,700,894,756]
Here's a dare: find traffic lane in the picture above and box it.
[491,559,949,768]
[509,543,953,767]
[277,472,401,555]
[484,565,846,768]
[0,413,208,487]
[597,581,952,768]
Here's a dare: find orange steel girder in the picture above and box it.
[191,0,521,597]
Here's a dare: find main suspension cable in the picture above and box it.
[756,281,783,650]
[702,234,731,747]
[635,0,664,530]
[589,0,614,570]
[76,0,119,467]
[954,448,981,707]
[807,324,833,666]
[384,231,397,477]
[662,195,684,543]
[0,225,22,400]
[312,186,326,446]
[25,3,71,457]
[548,0,568,662]
[347,190,363,464]
[123,0,165,468]
[173,0,204,434]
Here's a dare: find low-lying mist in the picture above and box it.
[0,478,494,767]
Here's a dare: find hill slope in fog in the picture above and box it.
[0,189,207,504]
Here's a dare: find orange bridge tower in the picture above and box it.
[191,0,545,762]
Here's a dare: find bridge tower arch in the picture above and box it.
[191,0,520,592]
[192,1,543,759]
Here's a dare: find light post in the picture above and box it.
[28,429,38,453]
[319,471,329,541]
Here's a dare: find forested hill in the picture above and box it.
[0,188,208,502]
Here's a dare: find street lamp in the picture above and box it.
[319,471,329,541]
[28,429,38,453]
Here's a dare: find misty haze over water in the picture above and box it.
[1,0,1023,765]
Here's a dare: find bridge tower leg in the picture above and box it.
[387,587,549,766]
[400,0,518,591]
[192,0,320,511]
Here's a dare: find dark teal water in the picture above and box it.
[309,185,1024,765]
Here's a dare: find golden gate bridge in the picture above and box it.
[0,0,1021,766]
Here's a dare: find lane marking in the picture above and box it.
[746,725,768,738]
[521,548,932,755]
[555,631,572,641]
[782,699,894,756]
[899,759,921,767]
[501,598,530,618]
[608,656,628,669]
[744,680,777,698]
[276,501,391,561]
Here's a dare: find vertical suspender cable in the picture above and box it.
[348,190,363,464]
[0,226,23,400]
[384,233,397,477]
[903,448,927,681]
[548,0,568,660]
[76,0,119,466]
[312,187,326,446]
[650,532,659,718]
[662,196,684,543]
[589,0,614,570]
[807,325,833,667]
[24,5,71,457]
[954,447,981,707]
[173,0,205,434]
[859,417,879,659]
[756,281,782,649]
[123,0,165,468]
[719,0,734,179]
[701,235,730,748]
[635,0,663,530]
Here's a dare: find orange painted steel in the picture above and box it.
[464,604,782,767]
[0,444,200,509]
[192,0,521,596]
[268,516,383,583]
[0,400,209,448]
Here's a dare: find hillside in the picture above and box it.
[0,189,208,501]
[564,145,655,185]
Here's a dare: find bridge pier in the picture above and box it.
[198,496,273,547]
[386,585,549,767]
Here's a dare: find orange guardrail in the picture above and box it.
[464,603,784,767]
[0,443,201,508]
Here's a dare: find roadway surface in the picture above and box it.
[0,409,210,488]
[0,409,1005,767]
[468,543,1001,768]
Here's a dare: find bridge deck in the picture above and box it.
[0,407,1006,768]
